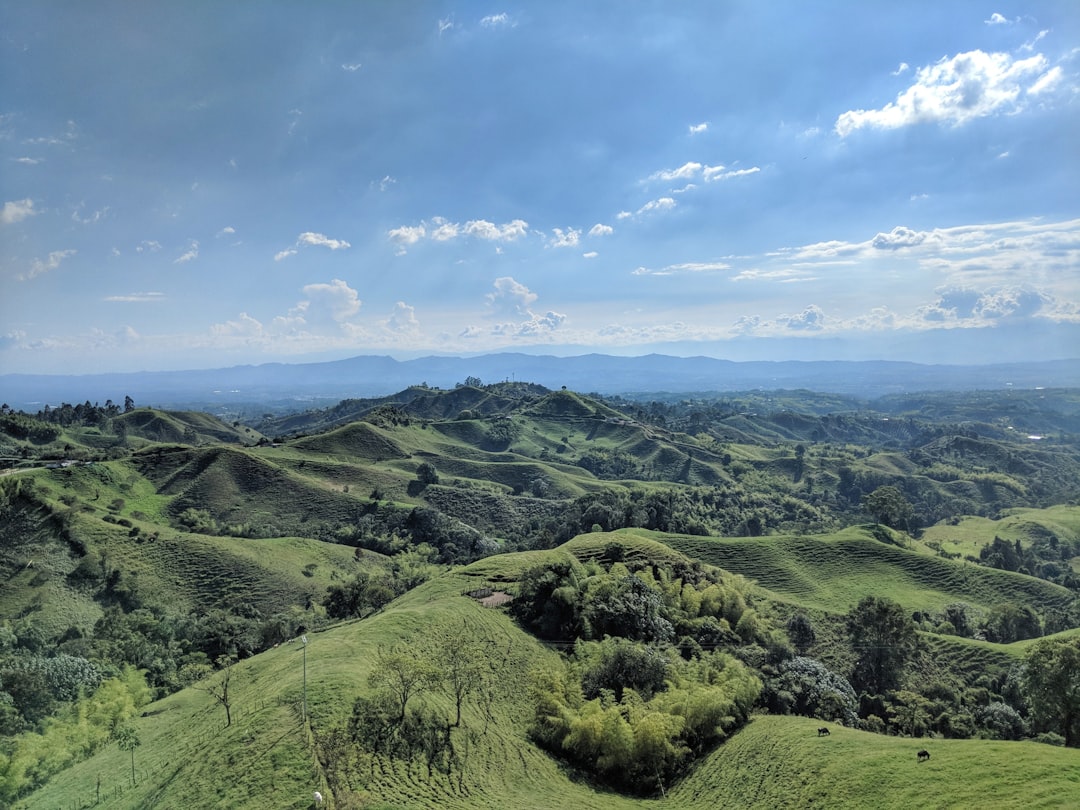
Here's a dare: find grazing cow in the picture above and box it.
[917,749,930,762]
[817,727,830,736]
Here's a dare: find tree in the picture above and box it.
[123,396,135,413]
[429,621,493,727]
[195,656,237,727]
[862,485,914,531]
[368,645,440,723]
[1022,636,1080,746]
[786,613,816,655]
[416,462,439,486]
[115,723,141,786]
[846,596,919,696]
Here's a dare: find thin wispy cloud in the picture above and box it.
[18,249,76,281]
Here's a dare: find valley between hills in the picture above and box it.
[2,378,1080,808]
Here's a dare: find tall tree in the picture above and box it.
[368,645,440,723]
[846,596,918,696]
[862,485,914,531]
[1022,636,1080,746]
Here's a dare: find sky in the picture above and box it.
[2,1,1079,375]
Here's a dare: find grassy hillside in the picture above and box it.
[655,526,1074,617]
[19,557,1080,810]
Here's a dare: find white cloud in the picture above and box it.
[616,211,633,220]
[377,175,396,192]
[778,305,826,331]
[486,276,537,316]
[71,203,108,225]
[492,310,566,337]
[480,12,513,28]
[549,227,581,248]
[341,62,362,72]
[217,226,236,237]
[18,249,76,281]
[689,122,709,135]
[438,17,454,35]
[650,161,702,182]
[836,50,1058,136]
[13,157,42,165]
[174,240,199,264]
[1028,65,1063,95]
[136,240,161,253]
[2,198,36,225]
[632,261,730,277]
[704,165,760,182]
[430,218,460,241]
[104,292,164,303]
[637,197,676,215]
[871,225,929,250]
[298,231,350,250]
[211,312,265,338]
[388,224,426,250]
[583,251,599,259]
[985,12,1011,25]
[892,62,910,76]
[275,248,298,261]
[463,218,529,241]
[589,223,614,237]
[383,301,420,334]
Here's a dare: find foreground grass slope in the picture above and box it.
[22,537,1080,809]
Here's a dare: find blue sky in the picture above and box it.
[2,1,1078,375]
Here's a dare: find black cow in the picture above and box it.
[817,727,830,736]
[917,749,930,762]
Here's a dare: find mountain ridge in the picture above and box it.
[3,352,1079,410]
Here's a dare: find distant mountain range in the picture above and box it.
[3,352,1079,410]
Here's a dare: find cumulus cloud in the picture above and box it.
[274,248,298,262]
[388,217,528,252]
[918,285,1051,323]
[174,240,199,264]
[217,226,236,237]
[589,223,614,237]
[136,240,161,253]
[486,276,537,316]
[985,12,1011,25]
[387,224,427,251]
[2,198,36,225]
[549,227,581,248]
[298,231,351,250]
[689,122,709,134]
[18,249,76,281]
[583,251,599,259]
[341,62,362,72]
[836,50,1060,136]
[383,301,420,334]
[871,225,929,250]
[211,312,264,337]
[778,305,826,331]
[892,62,910,76]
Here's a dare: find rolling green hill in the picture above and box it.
[16,550,1080,809]
[3,384,1080,807]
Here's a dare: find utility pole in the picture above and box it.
[301,635,308,722]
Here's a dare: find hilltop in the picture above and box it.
[1,381,1079,806]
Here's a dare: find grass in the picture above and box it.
[654,526,1074,617]
[20,558,1080,809]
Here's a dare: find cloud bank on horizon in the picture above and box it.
[1,2,1078,374]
